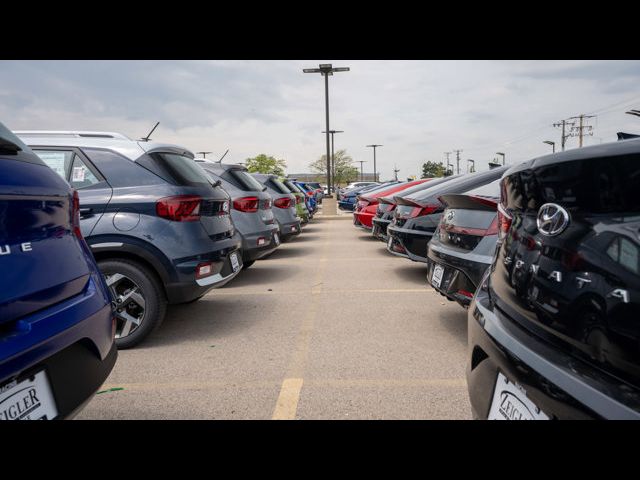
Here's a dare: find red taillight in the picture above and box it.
[233,196,259,212]
[274,197,293,209]
[457,289,474,299]
[410,204,439,218]
[72,190,83,238]
[295,195,302,204]
[497,203,513,240]
[195,262,213,279]
[156,195,201,222]
[306,191,313,197]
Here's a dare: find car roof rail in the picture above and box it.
[14,131,131,140]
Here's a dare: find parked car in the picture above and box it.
[294,181,318,214]
[387,167,508,263]
[426,178,502,308]
[252,173,301,242]
[196,160,279,269]
[0,123,117,419]
[372,176,461,241]
[467,139,640,419]
[353,179,432,230]
[303,181,324,203]
[339,181,400,211]
[19,131,242,349]
[339,181,379,199]
[281,178,311,224]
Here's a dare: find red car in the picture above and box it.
[353,179,432,229]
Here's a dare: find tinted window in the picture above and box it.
[283,180,300,194]
[269,178,292,194]
[408,168,507,202]
[228,169,266,192]
[84,148,163,187]
[69,155,101,189]
[464,177,501,197]
[140,152,211,186]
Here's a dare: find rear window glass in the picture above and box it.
[283,180,301,193]
[140,152,211,186]
[227,169,266,192]
[269,178,292,194]
[464,178,501,198]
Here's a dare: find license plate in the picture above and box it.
[487,373,549,420]
[431,264,445,288]
[0,370,58,420]
[273,232,280,246]
[230,252,240,272]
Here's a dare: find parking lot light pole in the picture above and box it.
[366,144,383,182]
[496,152,505,165]
[303,64,350,197]
[323,129,344,192]
[357,160,367,181]
[543,140,555,153]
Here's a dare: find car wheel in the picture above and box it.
[98,258,167,349]
[242,260,256,270]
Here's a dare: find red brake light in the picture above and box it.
[497,203,512,240]
[233,196,259,212]
[306,191,313,197]
[274,197,293,209]
[72,190,83,239]
[156,195,201,222]
[195,262,213,279]
[410,204,439,218]
[295,195,302,204]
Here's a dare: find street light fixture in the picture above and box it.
[496,152,505,165]
[303,63,350,196]
[366,144,383,182]
[543,140,555,153]
[322,129,344,192]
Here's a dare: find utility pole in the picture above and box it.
[568,114,596,147]
[553,118,576,151]
[393,164,400,181]
[467,159,475,173]
[357,161,366,181]
[323,130,344,192]
[496,152,505,165]
[453,149,463,174]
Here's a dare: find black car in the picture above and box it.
[372,175,461,241]
[426,178,501,308]
[19,131,242,349]
[467,138,640,419]
[387,168,508,263]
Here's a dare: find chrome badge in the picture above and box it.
[537,203,570,236]
[446,210,455,221]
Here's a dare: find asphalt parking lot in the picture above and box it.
[78,213,471,420]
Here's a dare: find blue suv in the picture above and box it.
[0,123,117,420]
[18,131,243,349]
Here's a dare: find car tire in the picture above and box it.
[98,258,167,350]
[242,260,255,270]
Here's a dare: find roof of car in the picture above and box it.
[506,137,640,176]
[194,159,246,172]
[15,130,194,161]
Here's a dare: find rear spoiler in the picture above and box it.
[378,195,395,204]
[438,194,498,211]
[617,132,640,140]
[394,195,429,207]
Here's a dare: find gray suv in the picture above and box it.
[252,173,301,242]
[18,131,243,348]
[196,160,280,269]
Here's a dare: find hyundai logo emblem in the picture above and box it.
[537,203,570,236]
[446,210,455,221]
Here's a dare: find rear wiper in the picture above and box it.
[211,179,222,188]
[0,139,22,154]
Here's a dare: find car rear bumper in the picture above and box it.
[241,226,280,262]
[279,219,302,239]
[372,218,390,240]
[467,286,640,420]
[338,201,355,211]
[354,211,375,228]
[426,243,492,307]
[167,244,243,303]
[386,225,432,263]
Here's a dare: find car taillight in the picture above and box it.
[295,195,302,204]
[497,203,512,240]
[195,262,213,279]
[274,197,293,209]
[410,204,439,218]
[233,196,259,212]
[72,189,83,239]
[306,191,313,197]
[156,195,202,222]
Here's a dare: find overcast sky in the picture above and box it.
[2,60,640,180]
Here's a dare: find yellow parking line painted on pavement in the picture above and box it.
[272,378,304,420]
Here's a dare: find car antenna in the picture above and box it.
[217,149,229,163]
[140,122,160,142]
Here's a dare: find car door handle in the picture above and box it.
[79,207,93,217]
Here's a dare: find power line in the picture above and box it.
[568,114,596,147]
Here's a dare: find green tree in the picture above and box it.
[309,149,359,187]
[245,154,287,176]
[421,161,446,178]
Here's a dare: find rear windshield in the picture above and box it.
[270,178,293,194]
[283,180,302,194]
[464,178,501,198]
[138,152,211,186]
[225,169,266,192]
